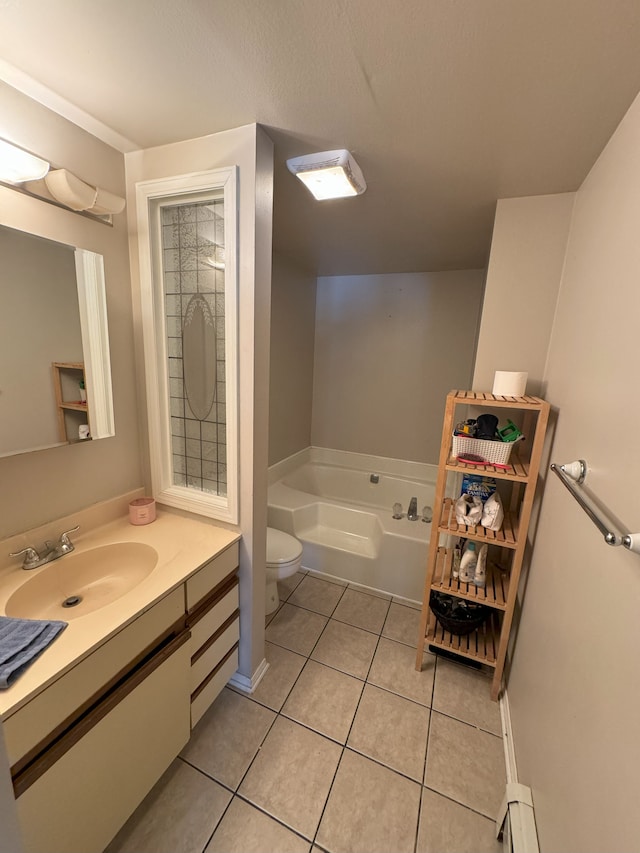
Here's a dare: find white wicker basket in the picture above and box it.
[451,433,514,465]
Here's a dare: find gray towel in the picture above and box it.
[0,616,67,689]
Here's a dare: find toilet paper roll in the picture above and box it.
[492,371,528,397]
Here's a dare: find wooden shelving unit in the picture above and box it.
[52,361,89,442]
[415,389,550,700]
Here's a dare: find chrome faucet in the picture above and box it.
[407,497,419,521]
[10,526,79,570]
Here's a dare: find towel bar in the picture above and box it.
[550,461,640,554]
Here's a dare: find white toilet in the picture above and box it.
[266,527,303,615]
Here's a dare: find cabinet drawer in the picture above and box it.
[191,645,238,727]
[190,618,239,692]
[186,543,239,611]
[5,587,185,767]
[16,636,191,853]
[190,579,239,653]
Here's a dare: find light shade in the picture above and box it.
[0,139,49,184]
[286,149,366,200]
[44,169,126,215]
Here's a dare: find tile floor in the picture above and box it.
[107,571,505,853]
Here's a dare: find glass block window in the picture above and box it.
[138,167,237,523]
[160,196,227,497]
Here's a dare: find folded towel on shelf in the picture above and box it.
[0,616,67,689]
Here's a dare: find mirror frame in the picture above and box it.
[135,167,239,525]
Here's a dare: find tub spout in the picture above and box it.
[407,497,419,520]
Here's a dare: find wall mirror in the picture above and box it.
[0,224,115,458]
[136,167,238,524]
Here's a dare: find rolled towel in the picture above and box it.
[0,616,67,689]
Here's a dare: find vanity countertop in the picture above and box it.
[0,504,240,720]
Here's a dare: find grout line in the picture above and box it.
[199,786,235,853]
[310,745,344,850]
[231,791,317,847]
[177,754,237,797]
[341,743,425,788]
[418,712,433,853]
[429,706,503,739]
[421,783,501,822]
[288,582,348,621]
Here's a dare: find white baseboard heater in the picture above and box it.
[497,783,539,853]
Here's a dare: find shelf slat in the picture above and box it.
[60,402,88,412]
[445,453,530,483]
[450,389,545,410]
[426,610,501,667]
[431,546,508,609]
[437,498,519,549]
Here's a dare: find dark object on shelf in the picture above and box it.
[475,413,499,440]
[428,646,483,669]
[454,418,477,436]
[429,591,491,636]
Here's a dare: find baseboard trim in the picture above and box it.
[500,686,518,785]
[228,658,269,693]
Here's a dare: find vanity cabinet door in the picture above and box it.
[16,635,191,853]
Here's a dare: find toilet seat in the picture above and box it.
[266,527,303,567]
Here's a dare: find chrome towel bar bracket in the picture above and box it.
[550,460,640,555]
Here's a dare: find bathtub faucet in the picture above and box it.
[407,497,419,521]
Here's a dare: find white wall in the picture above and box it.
[505,96,640,851]
[0,82,142,538]
[269,253,317,466]
[472,193,575,396]
[125,124,273,683]
[312,270,484,464]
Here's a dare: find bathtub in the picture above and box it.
[267,448,437,602]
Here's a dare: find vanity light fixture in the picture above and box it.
[0,139,124,222]
[0,138,49,184]
[44,169,126,215]
[286,149,366,200]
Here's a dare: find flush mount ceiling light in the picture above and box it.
[286,149,366,200]
[0,138,49,184]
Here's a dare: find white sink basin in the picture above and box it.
[5,542,158,621]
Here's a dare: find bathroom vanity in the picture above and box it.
[0,494,240,853]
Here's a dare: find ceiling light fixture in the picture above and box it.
[286,149,366,200]
[0,138,49,184]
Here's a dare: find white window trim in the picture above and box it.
[135,168,239,524]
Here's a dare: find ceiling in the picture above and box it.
[2,0,640,275]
